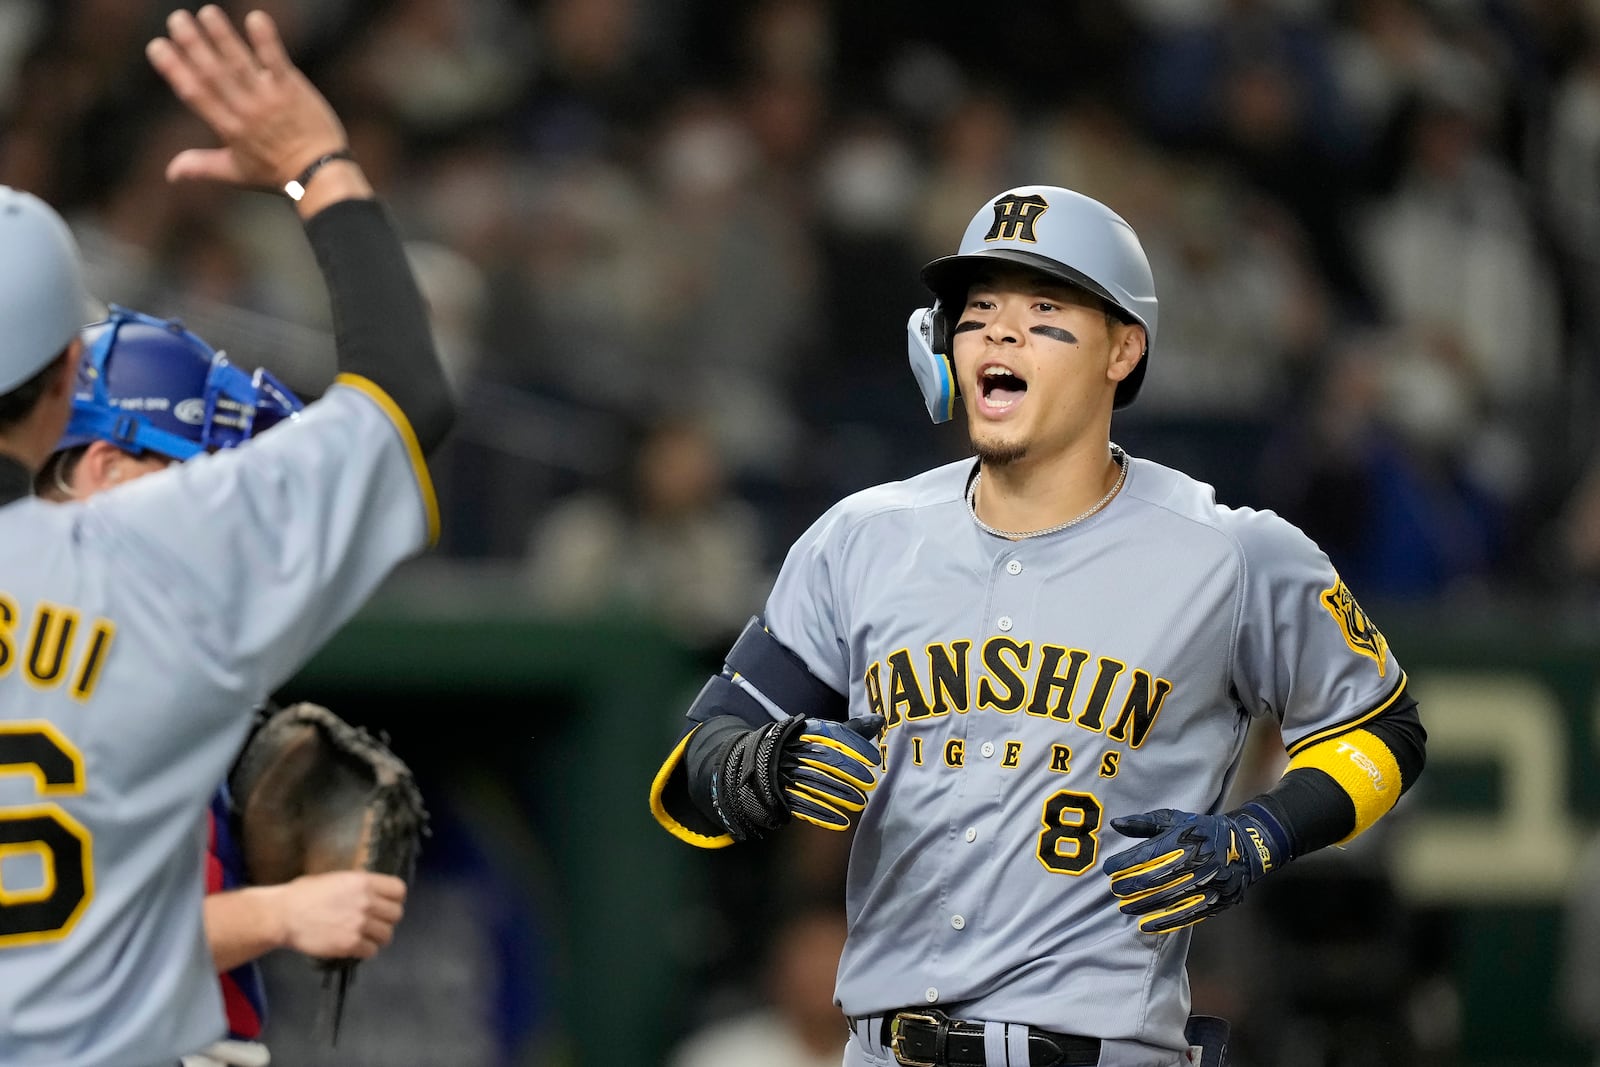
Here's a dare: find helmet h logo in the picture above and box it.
[984,193,1049,243]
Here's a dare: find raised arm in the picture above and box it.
[145,5,454,453]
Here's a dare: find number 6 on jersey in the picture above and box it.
[0,723,91,947]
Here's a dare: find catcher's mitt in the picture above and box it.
[228,701,428,1040]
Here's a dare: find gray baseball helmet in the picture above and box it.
[916,184,1158,410]
[0,186,94,394]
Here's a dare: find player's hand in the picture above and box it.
[779,715,886,831]
[1101,804,1289,934]
[274,870,407,960]
[711,714,885,840]
[145,6,351,192]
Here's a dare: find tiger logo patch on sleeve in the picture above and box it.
[1320,576,1388,676]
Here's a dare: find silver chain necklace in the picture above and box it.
[966,445,1128,540]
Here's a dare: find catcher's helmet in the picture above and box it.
[907,185,1158,422]
[57,305,303,461]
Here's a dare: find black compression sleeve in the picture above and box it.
[1245,771,1354,859]
[684,715,748,824]
[1364,696,1427,792]
[1245,692,1427,859]
[303,198,456,453]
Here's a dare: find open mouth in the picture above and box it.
[979,365,1028,410]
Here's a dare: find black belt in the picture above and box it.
[875,1009,1100,1067]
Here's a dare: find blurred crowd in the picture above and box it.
[9,0,1600,652]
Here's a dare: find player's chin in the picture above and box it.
[971,432,1029,468]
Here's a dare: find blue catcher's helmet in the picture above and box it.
[58,305,303,461]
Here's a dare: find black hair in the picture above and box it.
[0,350,68,433]
[953,261,1131,324]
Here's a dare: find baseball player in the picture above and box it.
[0,7,453,1066]
[34,308,409,1067]
[650,185,1427,1067]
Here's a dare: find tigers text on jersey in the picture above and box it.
[0,380,435,1067]
[761,452,1404,1067]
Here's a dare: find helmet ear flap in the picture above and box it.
[930,296,954,358]
[907,304,959,424]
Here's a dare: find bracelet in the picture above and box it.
[283,148,354,202]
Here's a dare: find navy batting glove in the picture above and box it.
[1102,802,1291,934]
[708,714,886,841]
[781,714,886,831]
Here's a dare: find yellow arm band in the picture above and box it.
[1285,728,1403,845]
[649,724,735,849]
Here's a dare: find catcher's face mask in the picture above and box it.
[58,305,304,462]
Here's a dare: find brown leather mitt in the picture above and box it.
[228,701,428,1040]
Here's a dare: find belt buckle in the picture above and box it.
[889,1011,944,1067]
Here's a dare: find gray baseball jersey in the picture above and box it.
[0,380,434,1067]
[763,451,1404,1066]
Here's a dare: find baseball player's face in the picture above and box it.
[951,269,1142,467]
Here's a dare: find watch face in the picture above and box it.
[284,180,306,201]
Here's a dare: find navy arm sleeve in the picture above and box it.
[303,198,456,453]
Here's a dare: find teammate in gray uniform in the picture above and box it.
[34,307,409,1067]
[0,7,454,1066]
[651,185,1427,1067]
